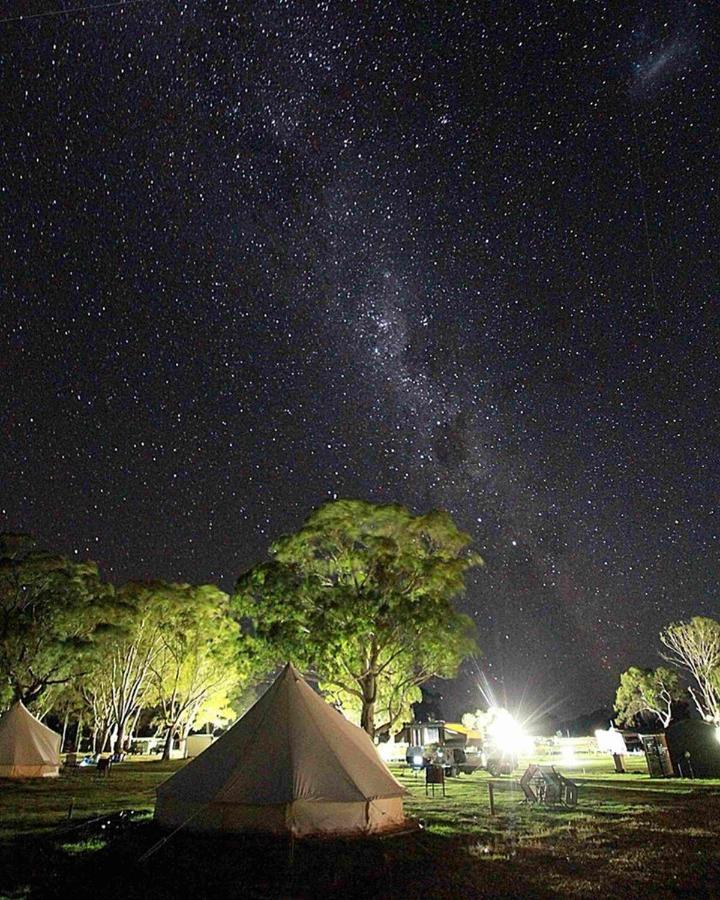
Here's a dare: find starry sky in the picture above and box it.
[1,0,718,721]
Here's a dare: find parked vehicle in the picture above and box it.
[399,720,518,777]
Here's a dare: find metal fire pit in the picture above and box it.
[519,765,578,806]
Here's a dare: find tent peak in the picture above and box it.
[154,661,407,836]
[0,700,61,778]
[280,662,304,680]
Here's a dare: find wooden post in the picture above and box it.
[488,781,495,815]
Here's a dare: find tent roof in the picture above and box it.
[0,701,61,767]
[158,664,407,806]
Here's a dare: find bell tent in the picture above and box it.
[665,720,720,778]
[0,701,61,778]
[155,663,408,836]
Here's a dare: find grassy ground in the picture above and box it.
[0,755,719,898]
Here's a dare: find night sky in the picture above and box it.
[2,1,718,721]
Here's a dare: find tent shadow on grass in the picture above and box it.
[0,817,555,900]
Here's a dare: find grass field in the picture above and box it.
[1,754,719,898]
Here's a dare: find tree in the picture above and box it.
[235,500,481,739]
[100,581,176,755]
[613,666,684,728]
[321,670,425,736]
[660,617,720,723]
[77,669,116,753]
[148,584,248,759]
[0,533,115,708]
[49,680,90,752]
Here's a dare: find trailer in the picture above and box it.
[397,720,518,777]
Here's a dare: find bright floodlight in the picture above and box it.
[561,744,576,766]
[595,728,627,756]
[486,707,530,755]
[377,741,401,763]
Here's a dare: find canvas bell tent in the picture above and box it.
[0,701,61,778]
[155,663,408,836]
[665,720,720,778]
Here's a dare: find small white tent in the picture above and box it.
[0,701,61,778]
[155,663,408,836]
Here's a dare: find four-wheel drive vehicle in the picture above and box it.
[399,720,518,777]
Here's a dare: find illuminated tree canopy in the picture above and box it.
[613,666,684,728]
[234,499,481,738]
[0,533,115,708]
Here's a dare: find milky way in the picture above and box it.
[1,0,718,719]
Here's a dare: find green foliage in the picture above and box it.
[322,675,424,732]
[235,499,481,737]
[74,580,253,755]
[75,580,173,753]
[61,839,107,855]
[613,666,684,728]
[0,534,255,747]
[0,533,115,708]
[147,583,251,756]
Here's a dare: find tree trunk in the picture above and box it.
[360,673,377,739]
[76,714,84,753]
[114,722,126,756]
[129,705,143,747]
[162,726,175,760]
[60,710,70,752]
